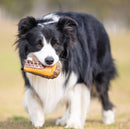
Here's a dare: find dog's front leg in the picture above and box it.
[24,88,45,128]
[66,84,90,129]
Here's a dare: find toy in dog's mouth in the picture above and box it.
[23,58,61,79]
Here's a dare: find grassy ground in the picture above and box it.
[0,20,130,129]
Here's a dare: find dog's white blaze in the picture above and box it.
[33,37,59,66]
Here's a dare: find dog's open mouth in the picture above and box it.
[23,57,61,79]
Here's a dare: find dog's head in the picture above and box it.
[16,15,77,67]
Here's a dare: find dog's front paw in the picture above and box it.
[65,118,83,129]
[31,112,45,128]
[32,119,44,128]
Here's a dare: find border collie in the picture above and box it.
[16,12,117,129]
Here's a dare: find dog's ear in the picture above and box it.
[57,17,78,61]
[57,16,78,32]
[18,17,37,35]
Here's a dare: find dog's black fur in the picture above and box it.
[16,12,117,112]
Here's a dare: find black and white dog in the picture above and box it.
[16,12,117,128]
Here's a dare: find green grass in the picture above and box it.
[0,20,130,129]
[10,116,28,121]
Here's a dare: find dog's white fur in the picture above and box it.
[102,109,115,125]
[24,68,90,128]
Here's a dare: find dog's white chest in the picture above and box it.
[26,73,65,113]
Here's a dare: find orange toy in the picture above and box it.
[24,59,61,79]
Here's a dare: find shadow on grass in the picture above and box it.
[0,119,32,129]
[0,116,113,129]
[86,119,102,123]
[0,116,62,129]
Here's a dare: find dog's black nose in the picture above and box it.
[45,56,54,65]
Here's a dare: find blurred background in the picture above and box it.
[0,0,130,129]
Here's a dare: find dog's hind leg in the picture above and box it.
[24,88,45,128]
[95,81,115,124]
[100,90,115,125]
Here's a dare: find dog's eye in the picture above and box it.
[51,38,59,48]
[36,39,43,49]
